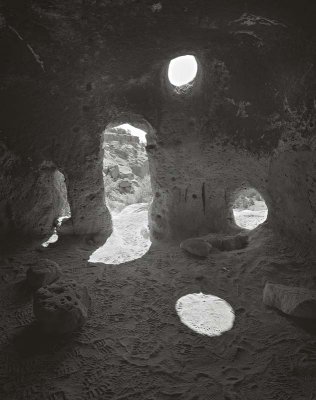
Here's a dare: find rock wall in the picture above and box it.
[0,146,66,243]
[0,1,315,248]
[103,129,149,181]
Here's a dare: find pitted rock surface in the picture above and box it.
[118,165,134,179]
[0,2,314,247]
[180,238,213,258]
[263,283,316,319]
[33,280,91,334]
[26,258,61,290]
[204,233,249,252]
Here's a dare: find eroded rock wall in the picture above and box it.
[0,145,65,243]
[0,1,315,247]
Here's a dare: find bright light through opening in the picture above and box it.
[233,188,268,230]
[89,121,152,265]
[114,124,147,143]
[176,293,235,337]
[168,55,198,87]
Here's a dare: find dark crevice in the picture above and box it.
[202,182,206,214]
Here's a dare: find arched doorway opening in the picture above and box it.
[89,123,153,264]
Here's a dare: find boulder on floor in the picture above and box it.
[205,233,248,251]
[26,258,61,290]
[33,280,91,334]
[180,238,213,258]
[220,233,248,251]
[263,283,316,319]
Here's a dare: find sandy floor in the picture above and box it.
[0,226,316,399]
[89,203,151,264]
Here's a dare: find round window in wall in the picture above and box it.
[168,55,198,88]
[233,188,268,230]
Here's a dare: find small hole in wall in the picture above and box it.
[168,55,198,87]
[41,170,71,248]
[233,188,268,230]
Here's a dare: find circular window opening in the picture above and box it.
[233,188,268,230]
[176,293,235,337]
[168,55,198,87]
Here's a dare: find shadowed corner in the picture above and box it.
[270,307,316,336]
[11,322,81,357]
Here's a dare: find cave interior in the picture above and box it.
[0,1,316,399]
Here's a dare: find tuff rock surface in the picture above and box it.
[0,1,315,248]
[180,238,213,257]
[205,233,249,251]
[263,283,316,319]
[103,129,149,181]
[33,280,91,334]
[0,2,315,399]
[26,258,61,290]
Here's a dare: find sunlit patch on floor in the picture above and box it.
[41,216,70,248]
[89,203,151,265]
[41,229,59,247]
[176,293,235,336]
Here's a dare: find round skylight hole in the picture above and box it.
[168,55,198,87]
